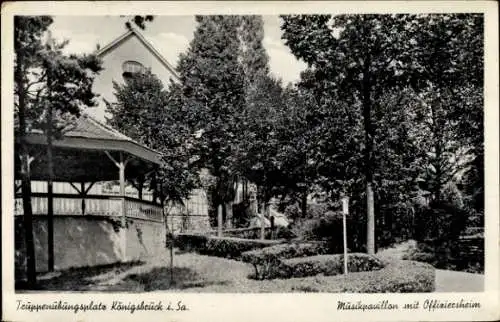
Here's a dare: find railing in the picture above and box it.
[14,193,163,222]
[125,196,164,222]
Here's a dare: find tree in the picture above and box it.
[233,15,272,226]
[176,15,246,228]
[34,33,101,272]
[281,14,484,251]
[282,14,424,253]
[124,15,154,30]
[14,15,53,286]
[14,16,102,282]
[235,75,286,233]
[410,14,483,208]
[106,70,199,204]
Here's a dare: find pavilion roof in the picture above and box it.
[15,114,163,182]
[24,114,162,166]
[65,113,134,141]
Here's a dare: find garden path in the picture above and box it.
[434,269,484,292]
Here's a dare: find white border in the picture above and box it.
[2,2,499,322]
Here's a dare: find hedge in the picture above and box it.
[241,242,331,279]
[286,260,435,293]
[173,233,283,259]
[201,236,283,259]
[209,227,297,240]
[172,233,208,251]
[280,253,384,279]
[242,241,330,263]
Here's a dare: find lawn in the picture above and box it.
[17,247,434,293]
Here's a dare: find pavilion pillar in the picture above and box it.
[104,151,129,261]
[119,153,127,261]
[80,182,85,215]
[70,181,96,215]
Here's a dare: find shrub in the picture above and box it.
[202,236,282,259]
[290,212,367,253]
[173,233,208,251]
[400,237,484,273]
[414,202,468,243]
[268,226,297,240]
[287,260,435,293]
[281,253,384,279]
[242,241,330,264]
[241,242,330,279]
[283,202,330,221]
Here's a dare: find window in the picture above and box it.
[122,60,145,79]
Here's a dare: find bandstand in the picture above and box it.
[14,114,165,274]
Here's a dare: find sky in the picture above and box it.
[49,15,308,84]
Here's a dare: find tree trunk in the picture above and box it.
[16,51,37,285]
[260,201,268,240]
[260,184,270,240]
[363,54,375,255]
[225,201,233,229]
[46,76,55,271]
[430,101,442,204]
[300,189,308,218]
[217,204,223,237]
[47,122,55,272]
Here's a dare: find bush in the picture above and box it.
[281,253,384,279]
[283,203,330,221]
[242,241,330,264]
[241,242,330,279]
[212,226,297,241]
[401,237,484,273]
[414,202,468,243]
[173,233,208,251]
[290,212,366,253]
[201,236,283,259]
[268,226,297,240]
[287,260,435,293]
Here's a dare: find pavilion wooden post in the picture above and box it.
[70,181,96,215]
[80,182,85,215]
[105,151,129,261]
[119,153,127,260]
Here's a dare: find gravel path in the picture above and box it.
[434,269,484,292]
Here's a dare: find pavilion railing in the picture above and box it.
[14,193,163,222]
[124,196,164,222]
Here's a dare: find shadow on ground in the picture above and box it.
[15,261,145,291]
[117,267,230,291]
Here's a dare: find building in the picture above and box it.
[89,26,179,122]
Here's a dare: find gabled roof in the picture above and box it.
[95,26,180,81]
